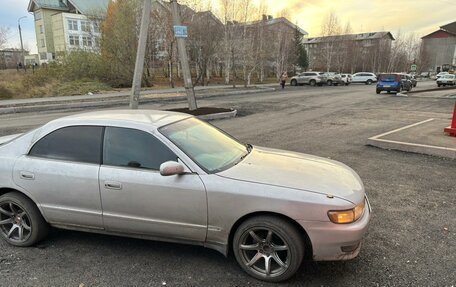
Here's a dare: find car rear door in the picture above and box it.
[98,127,207,242]
[13,126,104,229]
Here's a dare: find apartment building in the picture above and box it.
[27,0,109,63]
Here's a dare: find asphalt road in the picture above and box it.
[0,82,455,287]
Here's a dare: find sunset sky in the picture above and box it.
[1,0,455,53]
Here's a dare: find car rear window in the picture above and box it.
[29,126,103,164]
[379,74,399,81]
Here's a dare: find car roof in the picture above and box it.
[51,110,192,128]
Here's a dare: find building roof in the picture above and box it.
[304,31,394,44]
[441,21,456,34]
[28,0,109,15]
[241,17,308,36]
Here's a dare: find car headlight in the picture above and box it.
[328,200,365,224]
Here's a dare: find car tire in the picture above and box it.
[233,216,305,283]
[309,80,316,86]
[334,83,339,86]
[327,80,333,86]
[290,79,297,86]
[438,84,441,87]
[0,192,49,247]
[366,79,373,85]
[376,90,381,94]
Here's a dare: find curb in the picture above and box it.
[197,109,237,121]
[408,86,456,94]
[367,119,456,160]
[0,87,274,115]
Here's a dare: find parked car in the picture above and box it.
[0,110,371,283]
[340,74,352,85]
[351,72,377,85]
[290,72,327,86]
[419,72,430,78]
[437,74,456,87]
[322,72,344,86]
[436,72,449,79]
[376,73,413,94]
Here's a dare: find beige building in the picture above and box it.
[27,0,108,64]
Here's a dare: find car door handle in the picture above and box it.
[20,171,35,180]
[104,181,122,190]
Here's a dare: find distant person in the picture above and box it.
[280,72,288,89]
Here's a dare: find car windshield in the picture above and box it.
[159,118,249,173]
[379,74,397,81]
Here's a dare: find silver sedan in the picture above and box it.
[0,110,370,282]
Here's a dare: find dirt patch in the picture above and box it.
[168,107,234,116]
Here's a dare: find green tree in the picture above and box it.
[293,25,308,71]
[101,0,142,87]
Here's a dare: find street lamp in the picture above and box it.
[18,16,27,71]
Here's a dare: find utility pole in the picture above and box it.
[170,0,198,111]
[18,16,27,72]
[129,0,152,109]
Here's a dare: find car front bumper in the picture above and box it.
[298,196,371,261]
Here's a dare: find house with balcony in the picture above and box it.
[27,0,109,64]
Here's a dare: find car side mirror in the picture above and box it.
[160,161,185,176]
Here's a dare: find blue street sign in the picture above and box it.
[174,25,188,38]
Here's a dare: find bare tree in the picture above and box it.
[0,26,10,49]
[320,12,342,72]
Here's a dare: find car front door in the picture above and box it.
[99,127,207,242]
[13,126,104,229]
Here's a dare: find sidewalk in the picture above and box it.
[367,118,456,159]
[0,84,278,114]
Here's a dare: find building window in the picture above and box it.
[93,22,100,33]
[69,35,79,46]
[34,11,42,21]
[81,21,91,33]
[41,39,45,48]
[40,52,47,60]
[82,36,92,47]
[68,19,78,31]
[39,25,44,34]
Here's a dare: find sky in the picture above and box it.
[1,0,455,54]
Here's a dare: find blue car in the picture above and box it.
[376,73,412,94]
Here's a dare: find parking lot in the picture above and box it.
[0,82,455,286]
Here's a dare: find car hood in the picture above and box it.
[218,146,364,204]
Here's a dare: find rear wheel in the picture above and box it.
[0,192,48,247]
[309,80,316,86]
[366,79,373,85]
[233,216,304,283]
[327,80,333,86]
[290,79,297,86]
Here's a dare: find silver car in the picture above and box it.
[0,110,370,282]
[290,72,327,86]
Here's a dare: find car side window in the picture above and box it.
[29,126,103,164]
[103,127,177,170]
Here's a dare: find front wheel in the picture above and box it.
[376,90,381,94]
[0,192,49,247]
[327,80,333,86]
[290,79,297,86]
[309,80,316,86]
[233,216,305,283]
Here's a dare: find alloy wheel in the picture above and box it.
[0,201,32,244]
[238,228,290,278]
